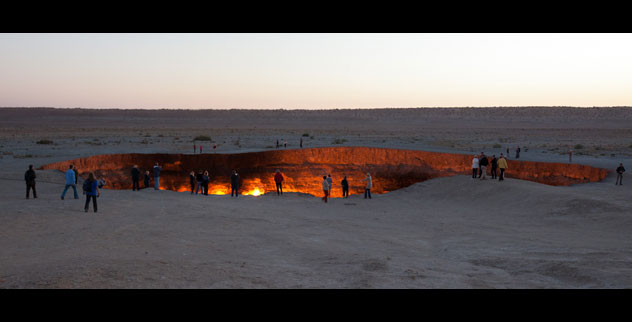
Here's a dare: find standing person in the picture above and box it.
[341,175,349,198]
[193,144,196,154]
[326,174,333,196]
[202,171,210,195]
[73,166,79,185]
[284,139,287,148]
[506,147,510,156]
[213,144,217,153]
[189,171,196,194]
[61,165,78,200]
[25,164,37,199]
[479,153,489,180]
[615,163,625,185]
[274,169,284,195]
[144,170,150,188]
[490,155,498,180]
[153,163,162,190]
[195,170,204,195]
[131,165,140,191]
[83,172,99,213]
[472,155,479,179]
[362,173,372,199]
[498,153,508,181]
[321,176,330,203]
[276,139,279,149]
[515,146,521,159]
[568,149,573,163]
[300,137,303,148]
[200,145,203,154]
[230,170,240,197]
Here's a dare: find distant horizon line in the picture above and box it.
[2,106,632,111]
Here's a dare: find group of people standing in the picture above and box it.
[186,169,241,197]
[131,164,156,191]
[321,173,372,203]
[472,153,508,181]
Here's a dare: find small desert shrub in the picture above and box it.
[194,135,212,141]
[574,144,584,149]
[140,139,149,144]
[36,139,54,145]
[302,133,309,137]
[332,138,347,145]
[493,143,502,148]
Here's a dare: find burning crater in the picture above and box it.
[41,147,609,197]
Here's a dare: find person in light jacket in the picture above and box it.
[497,154,508,181]
[362,173,372,199]
[472,155,479,179]
[61,164,78,200]
[321,176,330,203]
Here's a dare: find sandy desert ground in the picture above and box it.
[0,107,631,288]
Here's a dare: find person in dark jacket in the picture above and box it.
[616,163,625,185]
[326,174,333,195]
[274,169,284,195]
[479,153,489,180]
[131,165,140,191]
[515,146,521,159]
[341,175,349,198]
[230,170,240,197]
[97,177,106,188]
[73,166,79,185]
[153,163,162,190]
[490,155,498,179]
[189,171,196,194]
[144,170,150,188]
[202,171,210,195]
[84,172,99,213]
[195,170,204,195]
[25,164,37,199]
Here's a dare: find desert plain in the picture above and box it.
[0,107,631,288]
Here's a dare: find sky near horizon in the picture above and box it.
[1,33,631,109]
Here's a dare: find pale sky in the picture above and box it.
[1,33,631,109]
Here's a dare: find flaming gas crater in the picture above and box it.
[41,147,609,197]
